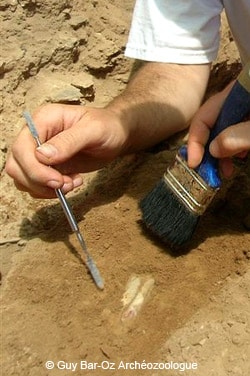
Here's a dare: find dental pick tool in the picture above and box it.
[23,110,104,290]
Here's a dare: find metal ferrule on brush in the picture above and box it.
[163,152,218,216]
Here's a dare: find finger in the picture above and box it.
[209,121,250,158]
[55,154,113,175]
[12,170,83,199]
[6,147,83,197]
[34,107,120,168]
[6,104,87,197]
[188,82,234,168]
[219,158,234,178]
[34,106,100,166]
[14,180,58,199]
[31,103,87,142]
[235,151,248,159]
[25,103,89,170]
[5,116,65,188]
[6,143,64,189]
[187,119,209,168]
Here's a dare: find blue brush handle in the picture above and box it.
[180,77,250,189]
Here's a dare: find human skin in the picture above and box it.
[6,62,210,198]
[188,81,250,177]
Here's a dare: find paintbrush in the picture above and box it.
[23,111,104,289]
[140,62,250,246]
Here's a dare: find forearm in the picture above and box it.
[107,62,211,153]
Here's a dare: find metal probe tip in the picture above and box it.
[76,232,104,290]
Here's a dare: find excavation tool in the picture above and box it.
[23,111,104,289]
[140,62,250,246]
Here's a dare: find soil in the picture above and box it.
[0,1,249,376]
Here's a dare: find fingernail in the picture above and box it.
[47,180,62,189]
[37,144,57,158]
[209,141,219,157]
[62,182,73,193]
[73,176,83,188]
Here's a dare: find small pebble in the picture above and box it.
[244,251,250,260]
[18,239,27,247]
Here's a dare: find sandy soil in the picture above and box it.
[1,1,249,375]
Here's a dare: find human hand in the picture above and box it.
[6,103,128,198]
[188,82,250,178]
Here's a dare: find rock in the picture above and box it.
[0,48,25,75]
[47,85,83,104]
[25,72,95,105]
[51,37,79,66]
[85,33,121,71]
[0,0,17,11]
[69,15,88,30]
[71,72,95,100]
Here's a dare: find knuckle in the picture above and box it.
[34,103,57,117]
[14,181,25,192]
[217,130,235,152]
[11,139,20,155]
[54,132,78,155]
[5,157,16,178]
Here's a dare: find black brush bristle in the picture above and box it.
[140,179,199,246]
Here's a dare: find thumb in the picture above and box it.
[35,123,89,166]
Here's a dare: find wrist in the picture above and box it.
[106,97,137,155]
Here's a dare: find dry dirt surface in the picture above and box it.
[1,1,250,376]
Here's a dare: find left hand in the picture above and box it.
[187,82,250,178]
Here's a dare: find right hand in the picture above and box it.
[6,103,128,198]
